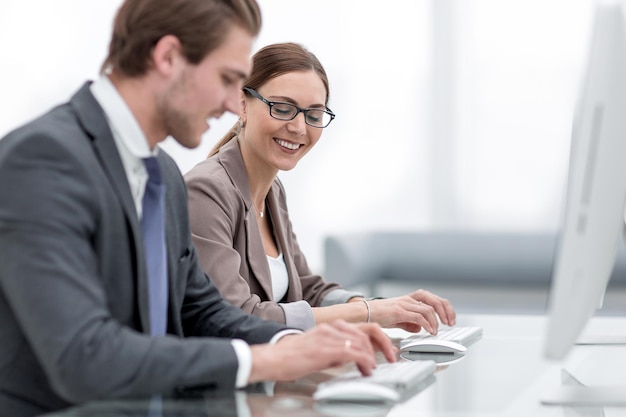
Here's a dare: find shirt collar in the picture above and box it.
[90,74,157,159]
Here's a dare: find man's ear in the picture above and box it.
[151,35,183,76]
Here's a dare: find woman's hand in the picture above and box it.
[368,290,456,333]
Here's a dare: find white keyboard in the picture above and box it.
[313,360,436,403]
[399,325,483,354]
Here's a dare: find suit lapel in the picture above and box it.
[70,83,151,333]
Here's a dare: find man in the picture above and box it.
[0,1,396,416]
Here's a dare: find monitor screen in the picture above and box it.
[544,0,626,362]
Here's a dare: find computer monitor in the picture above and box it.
[541,0,626,406]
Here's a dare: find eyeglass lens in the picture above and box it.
[270,103,332,128]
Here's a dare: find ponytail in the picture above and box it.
[207,119,242,157]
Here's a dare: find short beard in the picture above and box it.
[158,71,199,149]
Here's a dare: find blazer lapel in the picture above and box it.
[219,140,274,300]
[70,82,150,333]
[266,183,303,300]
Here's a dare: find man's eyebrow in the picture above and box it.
[225,68,248,80]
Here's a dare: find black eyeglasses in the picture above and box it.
[243,87,335,128]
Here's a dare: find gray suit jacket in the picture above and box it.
[185,139,355,327]
[0,83,288,416]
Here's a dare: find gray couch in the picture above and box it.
[323,231,626,292]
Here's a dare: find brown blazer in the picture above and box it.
[185,139,359,329]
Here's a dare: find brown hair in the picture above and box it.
[101,0,261,77]
[208,42,330,157]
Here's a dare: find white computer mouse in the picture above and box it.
[399,339,467,354]
[313,381,400,403]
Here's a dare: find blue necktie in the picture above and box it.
[141,157,168,337]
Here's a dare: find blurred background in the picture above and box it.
[0,0,596,274]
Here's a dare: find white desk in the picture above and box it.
[42,313,626,417]
[384,313,626,416]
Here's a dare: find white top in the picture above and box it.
[267,253,289,301]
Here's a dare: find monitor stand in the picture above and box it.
[576,334,626,345]
[541,385,626,407]
[540,367,626,407]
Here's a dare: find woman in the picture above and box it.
[185,42,456,332]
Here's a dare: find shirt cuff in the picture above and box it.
[320,289,364,307]
[232,330,302,388]
[269,328,303,344]
[278,300,316,330]
[231,339,252,388]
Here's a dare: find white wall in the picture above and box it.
[0,1,596,272]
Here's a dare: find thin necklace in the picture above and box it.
[251,198,265,218]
